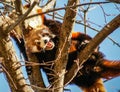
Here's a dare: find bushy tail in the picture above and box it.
[101,59,120,79]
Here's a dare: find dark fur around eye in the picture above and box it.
[35,41,41,45]
[44,40,48,44]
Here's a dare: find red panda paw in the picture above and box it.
[83,86,106,92]
[82,78,107,92]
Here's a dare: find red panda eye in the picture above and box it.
[42,33,49,37]
[42,34,45,37]
[36,41,41,45]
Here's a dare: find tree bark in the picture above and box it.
[13,0,46,91]
[52,0,79,92]
[0,21,34,92]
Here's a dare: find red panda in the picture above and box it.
[26,18,120,92]
[67,31,120,92]
[12,4,120,92]
[43,19,120,92]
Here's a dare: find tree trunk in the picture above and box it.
[52,0,79,92]
[0,26,34,92]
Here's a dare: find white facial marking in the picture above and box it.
[41,36,50,49]
[81,40,89,45]
[42,29,49,33]
[84,40,89,43]
[31,46,39,52]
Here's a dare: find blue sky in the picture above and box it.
[0,0,120,92]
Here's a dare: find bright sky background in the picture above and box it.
[0,0,120,92]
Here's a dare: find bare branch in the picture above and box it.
[2,64,17,90]
[5,1,38,35]
[42,0,56,12]
[12,1,46,90]
[0,1,14,9]
[47,13,120,48]
[0,22,34,92]
[64,14,120,85]
[64,59,82,86]
[27,1,110,20]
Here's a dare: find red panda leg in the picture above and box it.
[81,78,106,92]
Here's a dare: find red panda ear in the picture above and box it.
[72,32,81,39]
[36,9,45,24]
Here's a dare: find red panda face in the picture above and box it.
[25,25,56,53]
[23,4,56,53]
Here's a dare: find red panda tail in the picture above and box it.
[101,59,120,79]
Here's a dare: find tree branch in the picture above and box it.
[27,1,110,20]
[52,0,79,92]
[0,20,34,92]
[64,14,120,84]
[42,0,56,12]
[5,1,38,34]
[12,1,46,91]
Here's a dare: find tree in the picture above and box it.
[0,0,120,92]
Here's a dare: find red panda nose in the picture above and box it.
[44,40,48,44]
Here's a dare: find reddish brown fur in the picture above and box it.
[25,25,55,52]
[44,20,120,92]
[19,5,120,92]
[81,79,106,92]
[101,59,120,79]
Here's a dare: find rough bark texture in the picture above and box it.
[21,3,46,92]
[12,1,46,91]
[0,25,34,92]
[52,0,79,92]
[26,54,46,92]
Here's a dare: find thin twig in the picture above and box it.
[114,4,120,12]
[48,71,67,88]
[47,13,120,48]
[27,1,110,19]
[1,64,17,90]
[83,0,92,34]
[0,1,15,9]
[55,37,68,62]
[42,0,56,12]
[99,4,107,23]
[64,59,82,86]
